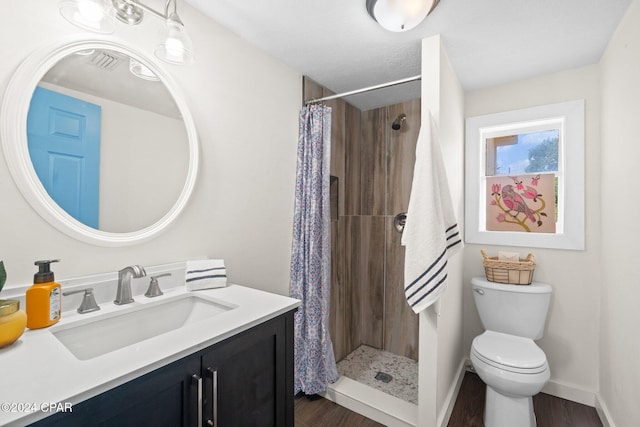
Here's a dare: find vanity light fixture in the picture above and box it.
[366,0,439,32]
[59,0,194,64]
[60,0,116,34]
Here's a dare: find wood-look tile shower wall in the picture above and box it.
[303,77,419,362]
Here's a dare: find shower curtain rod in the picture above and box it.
[304,74,422,105]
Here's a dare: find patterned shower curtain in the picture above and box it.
[290,104,338,395]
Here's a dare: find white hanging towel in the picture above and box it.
[401,112,463,313]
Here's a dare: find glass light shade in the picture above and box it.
[129,58,160,81]
[369,0,435,32]
[59,0,115,34]
[154,13,194,65]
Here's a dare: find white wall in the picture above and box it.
[599,0,640,425]
[0,1,301,296]
[464,64,602,405]
[434,42,465,427]
[419,35,466,427]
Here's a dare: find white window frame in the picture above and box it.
[465,100,585,250]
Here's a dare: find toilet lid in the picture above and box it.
[472,331,547,374]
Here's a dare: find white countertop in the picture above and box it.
[0,283,300,426]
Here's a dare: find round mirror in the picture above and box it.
[1,36,198,246]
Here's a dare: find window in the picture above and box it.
[465,100,585,250]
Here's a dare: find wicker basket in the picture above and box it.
[481,250,536,285]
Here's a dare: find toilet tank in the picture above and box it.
[471,277,552,339]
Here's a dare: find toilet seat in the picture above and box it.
[472,331,547,374]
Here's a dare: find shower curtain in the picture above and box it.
[290,104,338,395]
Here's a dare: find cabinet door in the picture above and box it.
[202,312,294,427]
[30,355,201,427]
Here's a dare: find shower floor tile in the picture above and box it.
[336,345,418,405]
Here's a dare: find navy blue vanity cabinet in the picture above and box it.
[202,311,294,427]
[30,310,295,427]
[30,354,201,426]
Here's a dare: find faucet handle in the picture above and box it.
[145,273,172,298]
[63,288,100,314]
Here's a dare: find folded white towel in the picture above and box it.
[498,251,520,262]
[401,112,463,313]
[185,259,227,291]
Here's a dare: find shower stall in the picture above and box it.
[304,77,422,416]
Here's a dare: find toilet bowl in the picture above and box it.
[471,332,550,427]
[469,278,552,427]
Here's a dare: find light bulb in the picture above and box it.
[59,0,115,34]
[165,37,185,61]
[77,0,104,23]
[155,13,194,64]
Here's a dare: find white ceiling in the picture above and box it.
[185,0,632,111]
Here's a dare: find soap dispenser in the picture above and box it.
[26,259,62,329]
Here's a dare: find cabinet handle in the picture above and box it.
[192,374,203,427]
[206,368,218,426]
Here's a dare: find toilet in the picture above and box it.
[470,277,552,427]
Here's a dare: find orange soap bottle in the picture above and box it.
[26,259,62,329]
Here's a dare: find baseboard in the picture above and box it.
[438,359,468,427]
[541,379,596,407]
[321,376,418,427]
[595,394,617,427]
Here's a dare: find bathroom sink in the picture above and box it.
[51,294,234,360]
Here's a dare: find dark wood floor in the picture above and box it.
[295,393,384,427]
[295,372,603,427]
[447,372,603,427]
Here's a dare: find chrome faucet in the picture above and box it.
[114,265,147,305]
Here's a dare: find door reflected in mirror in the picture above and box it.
[27,48,189,233]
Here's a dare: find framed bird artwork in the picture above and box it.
[486,173,556,233]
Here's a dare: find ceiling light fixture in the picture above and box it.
[59,0,194,64]
[366,0,439,32]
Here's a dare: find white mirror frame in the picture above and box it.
[465,100,585,250]
[0,35,199,246]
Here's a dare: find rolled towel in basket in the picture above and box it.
[185,259,227,291]
[498,251,520,262]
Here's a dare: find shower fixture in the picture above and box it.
[392,113,406,130]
